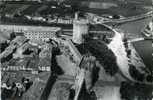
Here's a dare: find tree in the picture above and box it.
[10,32,16,41]
[0,41,9,53]
[129,64,145,82]
[51,47,64,75]
[77,39,119,76]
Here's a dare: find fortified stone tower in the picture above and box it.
[72,12,89,44]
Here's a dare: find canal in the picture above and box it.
[132,40,152,72]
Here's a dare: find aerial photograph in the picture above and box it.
[0,0,152,100]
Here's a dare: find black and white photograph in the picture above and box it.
[0,0,153,100]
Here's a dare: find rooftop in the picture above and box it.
[0,24,61,32]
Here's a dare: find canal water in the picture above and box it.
[132,40,152,72]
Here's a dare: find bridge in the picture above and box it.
[128,38,145,43]
[87,11,153,25]
[104,11,153,24]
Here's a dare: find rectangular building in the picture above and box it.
[0,25,61,41]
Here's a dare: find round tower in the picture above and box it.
[73,13,89,44]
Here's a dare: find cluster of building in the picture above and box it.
[0,0,152,99]
[0,25,62,74]
[0,24,59,99]
[0,13,90,99]
[1,71,50,100]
